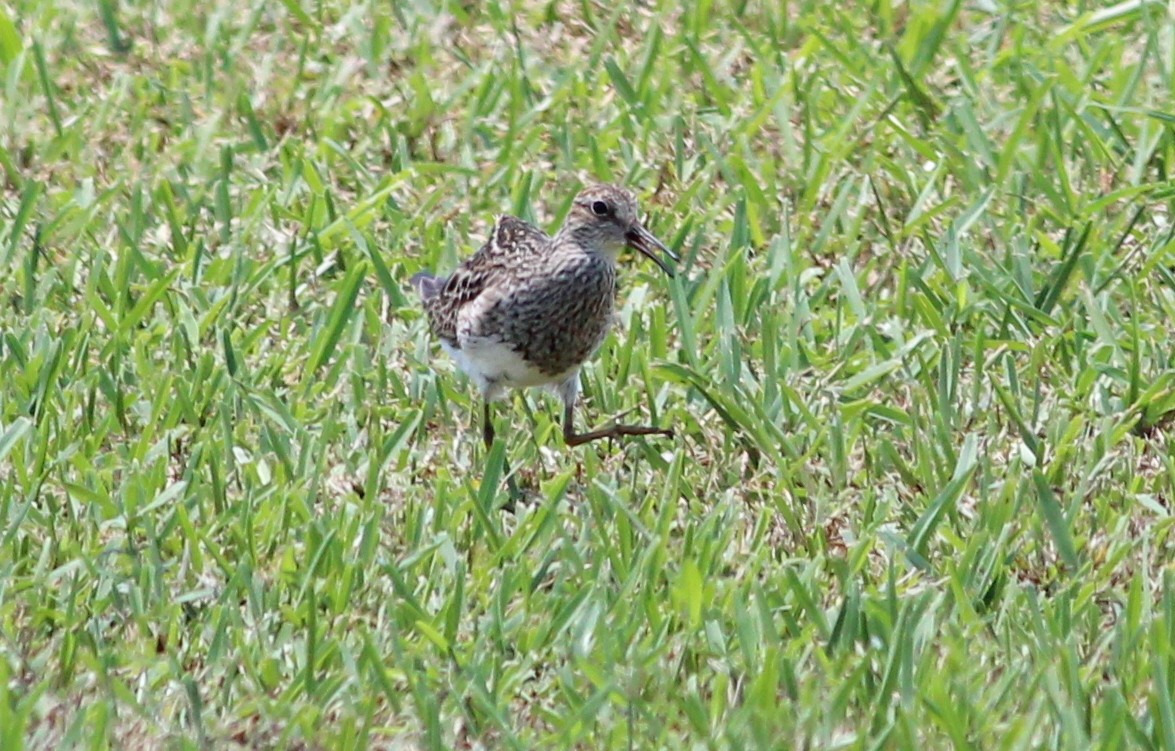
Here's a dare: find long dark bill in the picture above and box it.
[625,224,679,277]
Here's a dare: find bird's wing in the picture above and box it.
[422,216,548,345]
[469,215,550,267]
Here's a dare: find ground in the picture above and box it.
[1,0,1174,748]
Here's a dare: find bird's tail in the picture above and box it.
[410,272,445,300]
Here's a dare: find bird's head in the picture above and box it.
[562,184,678,276]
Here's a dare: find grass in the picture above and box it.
[1,0,1174,747]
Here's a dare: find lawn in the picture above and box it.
[2,0,1174,748]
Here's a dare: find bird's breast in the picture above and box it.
[482,255,615,377]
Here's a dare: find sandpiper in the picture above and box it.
[411,183,678,449]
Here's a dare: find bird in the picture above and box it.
[411,183,678,452]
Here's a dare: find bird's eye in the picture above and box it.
[590,200,610,217]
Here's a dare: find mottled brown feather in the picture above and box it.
[412,184,674,396]
[419,215,549,345]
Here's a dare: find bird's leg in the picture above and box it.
[482,399,521,504]
[562,400,675,445]
[559,376,673,447]
[482,401,495,451]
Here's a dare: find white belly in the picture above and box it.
[442,338,575,400]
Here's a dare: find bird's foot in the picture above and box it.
[564,424,675,447]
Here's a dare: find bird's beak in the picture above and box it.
[625,223,679,277]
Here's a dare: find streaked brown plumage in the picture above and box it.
[411,183,678,448]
